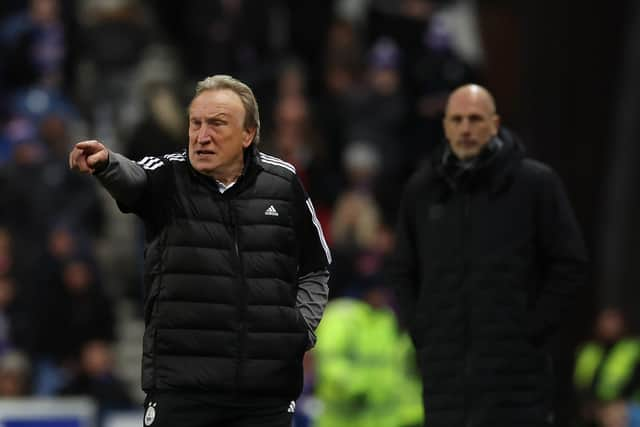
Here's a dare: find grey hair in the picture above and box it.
[193,75,261,145]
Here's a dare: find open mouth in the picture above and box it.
[196,150,215,156]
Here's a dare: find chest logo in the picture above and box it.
[265,205,279,216]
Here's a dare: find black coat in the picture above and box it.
[390,129,587,426]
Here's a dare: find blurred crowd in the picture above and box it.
[0,1,638,426]
[573,308,640,427]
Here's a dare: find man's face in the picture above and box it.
[443,91,499,160]
[188,89,254,177]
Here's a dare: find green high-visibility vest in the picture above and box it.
[314,298,424,427]
[574,338,640,401]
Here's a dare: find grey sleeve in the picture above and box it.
[94,151,147,207]
[296,269,330,348]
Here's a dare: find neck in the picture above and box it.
[212,163,243,185]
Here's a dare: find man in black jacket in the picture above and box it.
[69,75,331,427]
[389,84,587,426]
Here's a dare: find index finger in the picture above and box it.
[75,140,101,150]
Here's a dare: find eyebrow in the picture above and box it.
[190,112,229,119]
[448,112,491,119]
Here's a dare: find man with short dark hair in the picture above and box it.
[390,84,588,426]
[69,75,331,427]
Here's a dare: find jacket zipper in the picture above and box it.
[228,200,248,393]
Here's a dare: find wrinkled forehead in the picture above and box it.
[189,89,246,118]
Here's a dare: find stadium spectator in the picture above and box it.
[0,349,31,397]
[313,281,423,427]
[60,340,135,418]
[575,308,640,426]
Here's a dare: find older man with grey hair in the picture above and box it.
[69,75,331,427]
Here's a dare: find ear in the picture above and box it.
[491,114,501,135]
[242,127,256,148]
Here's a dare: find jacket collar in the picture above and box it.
[432,127,525,196]
[186,144,263,196]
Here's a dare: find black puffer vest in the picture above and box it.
[141,149,309,400]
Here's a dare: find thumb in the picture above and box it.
[86,150,109,171]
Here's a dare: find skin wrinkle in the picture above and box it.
[188,89,256,184]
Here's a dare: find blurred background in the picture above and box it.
[0,0,639,426]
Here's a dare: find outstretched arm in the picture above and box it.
[69,140,147,208]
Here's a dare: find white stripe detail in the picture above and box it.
[137,157,165,170]
[163,153,186,161]
[137,153,185,171]
[259,152,287,162]
[140,159,161,167]
[260,157,296,174]
[305,198,332,264]
[137,157,159,166]
[259,152,296,173]
[260,152,295,170]
[142,162,164,170]
[137,156,154,166]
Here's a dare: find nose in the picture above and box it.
[460,118,471,134]
[196,126,210,144]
